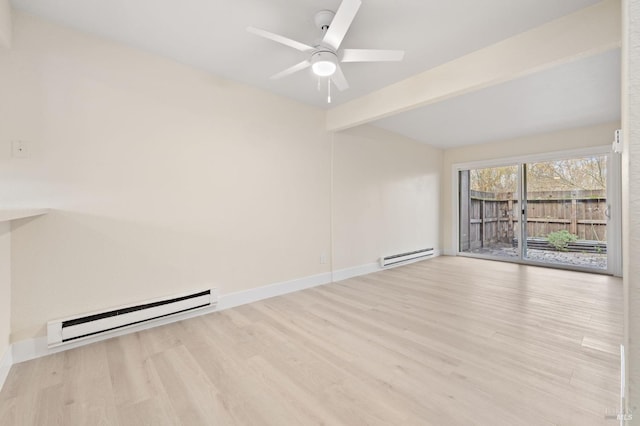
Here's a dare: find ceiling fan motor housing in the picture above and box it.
[314,10,335,32]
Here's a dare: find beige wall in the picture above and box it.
[332,126,442,270]
[0,223,9,359]
[1,13,441,342]
[0,0,10,48]
[441,122,620,253]
[622,0,639,416]
[1,13,333,341]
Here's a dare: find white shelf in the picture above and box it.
[0,209,49,222]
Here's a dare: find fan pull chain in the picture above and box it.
[327,79,331,104]
[317,78,321,92]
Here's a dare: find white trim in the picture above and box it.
[0,345,12,392]
[11,271,333,364]
[451,164,461,256]
[452,145,612,172]
[608,151,623,277]
[12,337,48,365]
[217,272,332,311]
[332,263,381,282]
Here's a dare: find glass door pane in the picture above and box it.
[458,165,519,259]
[523,155,608,271]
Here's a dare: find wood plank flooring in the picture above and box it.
[0,256,624,425]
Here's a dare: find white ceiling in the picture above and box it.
[10,0,620,147]
[373,49,622,148]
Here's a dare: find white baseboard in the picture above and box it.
[217,272,332,311]
[0,345,12,392]
[332,262,381,282]
[8,252,442,365]
[11,271,333,364]
[443,249,457,256]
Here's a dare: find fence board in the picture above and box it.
[467,190,606,247]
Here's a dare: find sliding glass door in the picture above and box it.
[458,150,618,274]
[458,165,519,260]
[523,155,608,271]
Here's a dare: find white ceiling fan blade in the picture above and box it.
[341,49,405,63]
[247,26,314,52]
[322,0,362,51]
[331,65,349,91]
[270,60,311,80]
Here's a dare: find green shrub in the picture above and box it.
[547,230,578,252]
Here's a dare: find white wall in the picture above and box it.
[622,0,639,416]
[0,223,10,361]
[1,13,333,341]
[440,122,620,253]
[332,126,442,270]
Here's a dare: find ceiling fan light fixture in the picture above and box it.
[311,51,337,77]
[312,61,336,77]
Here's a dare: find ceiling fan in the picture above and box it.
[247,0,404,102]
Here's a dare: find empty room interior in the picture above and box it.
[1,0,639,425]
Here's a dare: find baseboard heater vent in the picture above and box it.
[380,248,434,268]
[47,288,217,347]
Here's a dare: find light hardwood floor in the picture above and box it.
[0,256,624,425]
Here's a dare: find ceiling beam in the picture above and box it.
[0,0,12,48]
[326,0,621,132]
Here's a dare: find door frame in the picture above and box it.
[451,145,622,276]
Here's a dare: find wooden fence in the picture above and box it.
[464,190,607,250]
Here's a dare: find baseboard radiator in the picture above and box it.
[47,289,217,347]
[380,248,434,268]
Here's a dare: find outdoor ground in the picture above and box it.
[468,243,607,270]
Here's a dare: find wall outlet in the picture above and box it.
[320,253,327,264]
[11,140,28,158]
